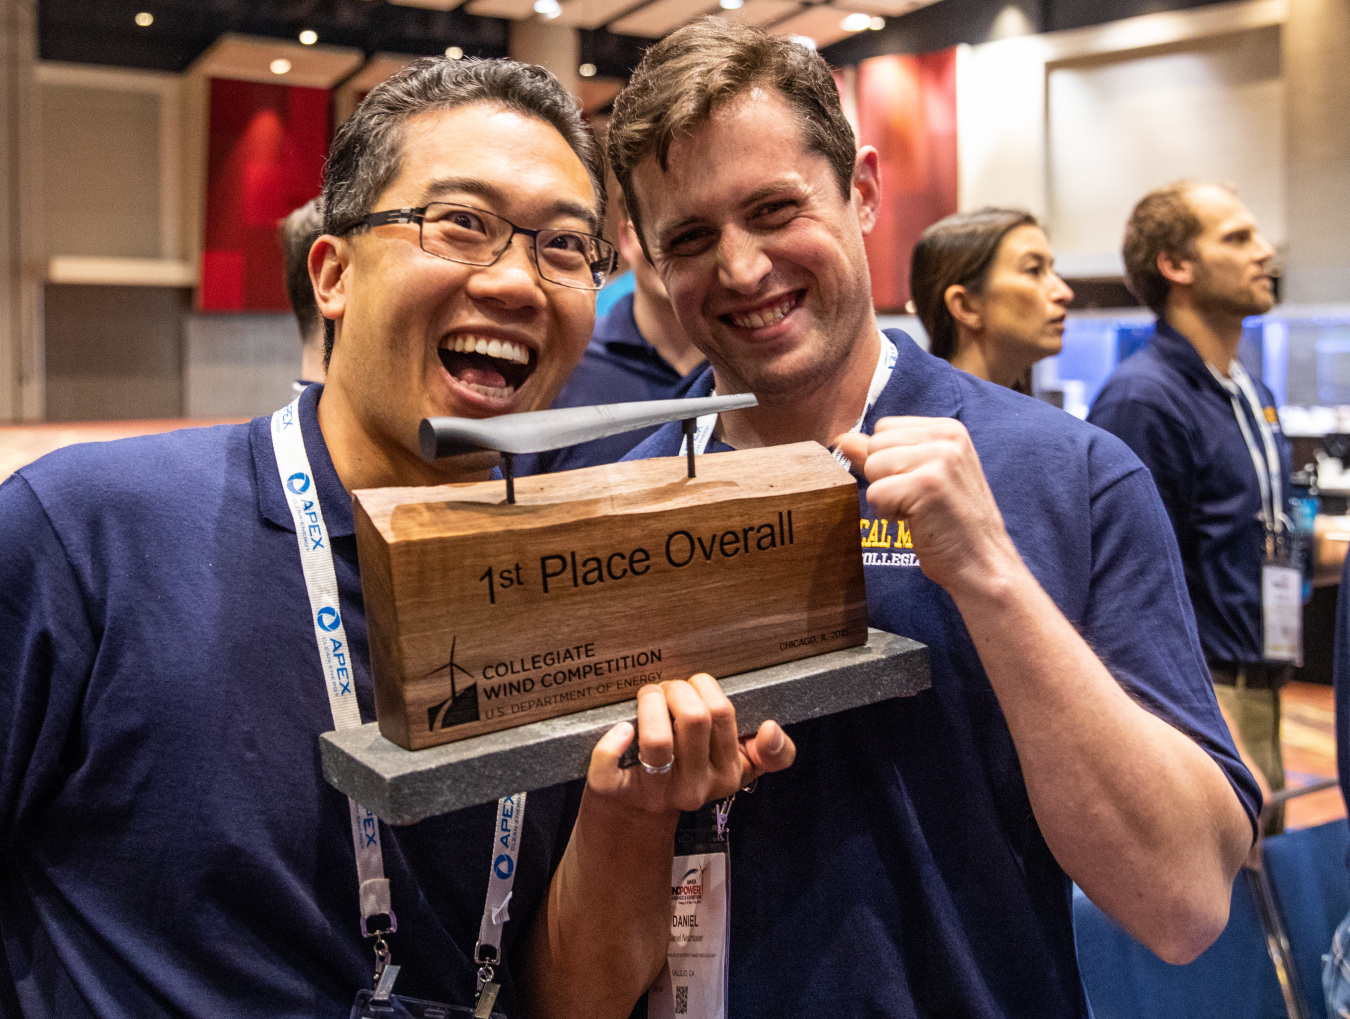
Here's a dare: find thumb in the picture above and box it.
[589,721,634,776]
[740,720,795,781]
[834,433,868,465]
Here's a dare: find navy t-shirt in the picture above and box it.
[620,331,1260,1018]
[0,383,580,1019]
[521,293,705,476]
[1089,321,1293,665]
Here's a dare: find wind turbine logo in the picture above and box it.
[426,635,480,729]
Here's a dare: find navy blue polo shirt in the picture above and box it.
[522,293,705,475]
[0,383,579,1019]
[1088,320,1292,666]
[621,331,1259,1019]
[1336,551,1350,814]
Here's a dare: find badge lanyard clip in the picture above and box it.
[371,964,401,1004]
[473,939,501,1018]
[473,791,527,1017]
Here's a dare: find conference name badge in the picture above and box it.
[1261,564,1302,664]
[647,832,730,1019]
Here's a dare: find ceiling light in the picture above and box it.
[270,58,292,75]
[299,29,318,45]
[869,15,885,28]
[841,12,872,31]
[788,34,816,50]
[446,45,464,59]
[134,11,153,26]
[719,0,744,8]
[578,62,597,77]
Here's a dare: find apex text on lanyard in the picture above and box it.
[271,399,525,1017]
[1206,361,1301,663]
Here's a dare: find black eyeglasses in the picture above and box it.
[337,202,618,292]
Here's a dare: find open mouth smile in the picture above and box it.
[437,335,537,402]
[722,291,803,331]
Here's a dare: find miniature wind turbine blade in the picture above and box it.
[419,394,758,461]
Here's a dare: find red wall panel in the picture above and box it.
[856,49,958,311]
[200,79,330,312]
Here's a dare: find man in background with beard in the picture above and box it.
[1091,182,1292,833]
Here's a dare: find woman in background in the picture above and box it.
[910,208,1074,392]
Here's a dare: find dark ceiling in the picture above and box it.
[826,0,1234,64]
[39,0,1237,80]
[38,0,652,79]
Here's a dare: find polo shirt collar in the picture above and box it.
[1151,318,1225,392]
[251,382,355,537]
[593,293,665,359]
[686,364,716,397]
[870,328,962,423]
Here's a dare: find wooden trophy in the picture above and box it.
[353,396,871,751]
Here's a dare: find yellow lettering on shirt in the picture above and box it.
[860,517,913,549]
[1264,406,1278,425]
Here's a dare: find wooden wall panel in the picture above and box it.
[200,78,329,312]
[856,49,957,311]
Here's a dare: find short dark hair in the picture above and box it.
[278,198,324,342]
[320,57,606,366]
[608,17,856,255]
[1123,180,1230,314]
[910,208,1039,362]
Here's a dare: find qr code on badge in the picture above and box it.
[674,985,688,1015]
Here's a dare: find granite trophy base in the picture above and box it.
[320,628,929,825]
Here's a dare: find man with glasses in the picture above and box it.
[0,57,792,1019]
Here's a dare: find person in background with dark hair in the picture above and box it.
[911,208,1073,393]
[0,56,794,1019]
[604,18,1258,1019]
[278,197,327,396]
[526,197,705,474]
[1089,181,1290,836]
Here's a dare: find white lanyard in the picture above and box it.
[1207,361,1283,534]
[477,792,526,960]
[680,332,898,458]
[272,400,394,937]
[271,399,526,996]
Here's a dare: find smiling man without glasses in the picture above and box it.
[599,19,1261,1018]
[0,57,793,1019]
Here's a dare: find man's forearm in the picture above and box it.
[837,416,1251,960]
[950,553,1253,964]
[521,681,796,1017]
[522,790,677,1019]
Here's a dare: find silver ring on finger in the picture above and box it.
[639,755,673,775]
